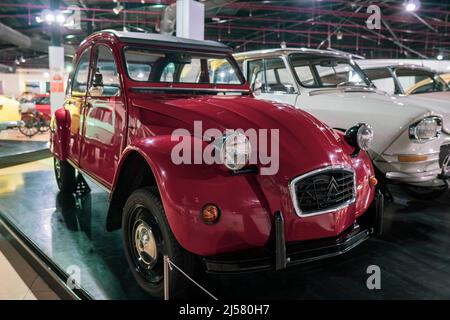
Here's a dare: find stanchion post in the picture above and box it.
[164,255,169,300]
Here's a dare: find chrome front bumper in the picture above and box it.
[385,169,441,183]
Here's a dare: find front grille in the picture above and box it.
[439,144,450,168]
[290,167,355,216]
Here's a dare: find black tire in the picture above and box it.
[122,187,195,299]
[54,157,76,193]
[403,185,448,200]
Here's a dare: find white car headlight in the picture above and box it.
[218,132,251,171]
[409,116,442,142]
[357,124,374,151]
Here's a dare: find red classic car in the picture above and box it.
[51,30,383,298]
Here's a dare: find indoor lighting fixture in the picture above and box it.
[336,31,343,40]
[19,56,26,63]
[404,0,420,12]
[43,72,50,78]
[437,54,444,60]
[56,13,66,24]
[45,12,55,23]
[113,2,124,15]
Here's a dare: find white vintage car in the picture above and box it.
[234,48,450,198]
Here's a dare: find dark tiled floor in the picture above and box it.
[0,170,450,299]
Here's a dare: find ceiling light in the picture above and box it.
[113,3,123,15]
[45,12,55,23]
[35,16,42,23]
[405,3,416,11]
[56,13,65,24]
[20,56,26,63]
[437,54,444,60]
[336,31,343,40]
[404,0,420,12]
[65,34,76,39]
[15,58,20,65]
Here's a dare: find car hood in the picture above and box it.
[299,89,439,154]
[131,94,359,180]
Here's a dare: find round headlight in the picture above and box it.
[219,132,251,171]
[409,117,442,141]
[357,124,374,151]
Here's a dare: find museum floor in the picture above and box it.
[0,158,450,300]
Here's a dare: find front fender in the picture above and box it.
[115,135,273,257]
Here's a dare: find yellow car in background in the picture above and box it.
[0,95,23,131]
[440,73,450,86]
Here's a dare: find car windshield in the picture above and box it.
[289,54,370,88]
[395,68,449,94]
[123,47,244,85]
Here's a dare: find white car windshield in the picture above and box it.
[289,54,370,88]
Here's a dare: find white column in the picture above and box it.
[49,46,65,114]
[176,0,204,40]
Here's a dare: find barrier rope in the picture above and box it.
[165,256,218,301]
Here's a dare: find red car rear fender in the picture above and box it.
[51,108,71,160]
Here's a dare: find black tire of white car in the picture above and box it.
[54,157,76,193]
[122,187,195,299]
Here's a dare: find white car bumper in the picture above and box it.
[375,133,450,187]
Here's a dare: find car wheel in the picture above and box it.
[403,185,448,200]
[122,187,194,299]
[54,157,76,193]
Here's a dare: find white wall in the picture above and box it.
[0,68,69,99]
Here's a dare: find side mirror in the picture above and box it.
[89,69,104,96]
[253,78,262,96]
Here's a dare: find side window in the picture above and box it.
[294,65,316,86]
[161,63,175,82]
[247,59,265,92]
[247,58,296,94]
[264,58,296,93]
[90,45,120,97]
[71,48,91,96]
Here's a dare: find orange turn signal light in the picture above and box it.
[398,155,428,163]
[369,176,378,188]
[201,204,221,225]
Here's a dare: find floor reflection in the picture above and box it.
[1,169,450,299]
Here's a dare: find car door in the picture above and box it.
[247,57,298,106]
[79,44,126,187]
[64,46,91,167]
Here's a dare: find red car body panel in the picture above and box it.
[51,31,376,257]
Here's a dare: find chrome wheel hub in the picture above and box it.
[134,221,158,267]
